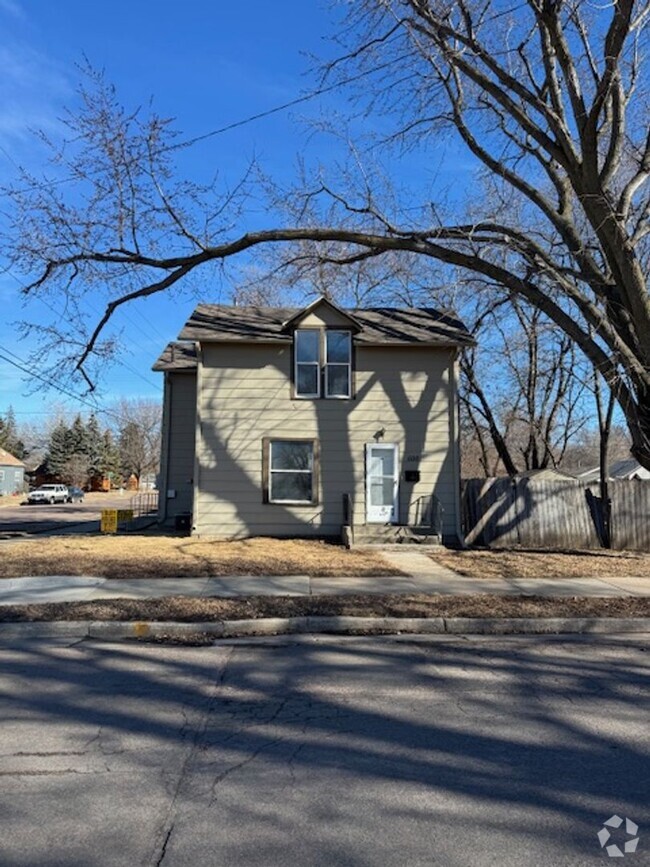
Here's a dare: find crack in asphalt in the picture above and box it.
[208,735,287,806]
[6,750,87,757]
[0,768,111,776]
[143,646,234,867]
[154,825,174,867]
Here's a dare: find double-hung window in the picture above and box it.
[325,330,351,398]
[263,438,319,504]
[295,330,320,397]
[294,329,352,399]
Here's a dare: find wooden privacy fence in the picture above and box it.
[462,477,650,551]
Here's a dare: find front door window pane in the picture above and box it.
[370,448,395,476]
[370,479,395,506]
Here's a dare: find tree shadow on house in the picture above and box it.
[197,345,454,540]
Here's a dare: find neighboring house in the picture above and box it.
[515,468,577,481]
[26,462,56,489]
[0,447,25,496]
[153,297,473,543]
[579,458,650,482]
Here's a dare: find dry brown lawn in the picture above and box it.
[431,547,650,579]
[0,534,401,579]
[0,494,24,509]
[1,593,648,623]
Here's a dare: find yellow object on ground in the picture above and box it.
[100,510,118,534]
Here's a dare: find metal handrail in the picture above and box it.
[343,492,354,527]
[129,490,159,519]
[410,494,443,535]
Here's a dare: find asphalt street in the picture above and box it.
[0,493,148,538]
[0,635,648,866]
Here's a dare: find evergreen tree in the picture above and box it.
[86,414,103,481]
[0,407,25,459]
[99,430,122,486]
[46,422,71,478]
[68,414,89,456]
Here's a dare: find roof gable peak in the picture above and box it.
[281,296,363,332]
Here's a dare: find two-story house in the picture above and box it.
[153,297,472,544]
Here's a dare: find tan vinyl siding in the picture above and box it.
[162,372,197,520]
[194,342,459,538]
[297,308,356,328]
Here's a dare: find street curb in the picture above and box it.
[0,616,649,640]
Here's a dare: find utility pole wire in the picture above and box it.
[0,53,409,199]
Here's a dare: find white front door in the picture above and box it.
[366,443,399,523]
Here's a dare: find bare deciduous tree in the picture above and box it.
[460,297,589,475]
[111,398,161,483]
[4,3,650,465]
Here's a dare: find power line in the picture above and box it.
[0,347,114,417]
[3,267,163,390]
[0,53,408,199]
[169,57,405,152]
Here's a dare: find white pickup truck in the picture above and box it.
[27,484,70,505]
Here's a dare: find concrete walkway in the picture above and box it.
[0,544,647,606]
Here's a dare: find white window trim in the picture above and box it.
[294,329,321,399]
[325,330,352,398]
[294,328,353,400]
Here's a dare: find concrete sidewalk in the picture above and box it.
[0,570,647,606]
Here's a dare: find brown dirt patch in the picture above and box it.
[1,594,648,622]
[0,535,401,579]
[430,548,650,579]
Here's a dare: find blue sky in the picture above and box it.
[0,0,472,425]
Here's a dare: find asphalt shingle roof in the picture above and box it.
[152,342,198,372]
[176,304,473,347]
[0,447,25,467]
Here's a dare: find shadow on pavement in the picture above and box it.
[0,635,648,865]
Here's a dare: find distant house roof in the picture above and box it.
[0,447,25,468]
[177,303,474,347]
[152,342,198,372]
[516,468,577,481]
[580,459,650,481]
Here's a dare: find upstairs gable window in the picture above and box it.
[294,329,352,399]
[295,330,320,397]
[325,330,351,397]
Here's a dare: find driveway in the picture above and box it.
[0,634,647,866]
[0,492,153,538]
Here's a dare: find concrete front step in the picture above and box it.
[351,525,441,546]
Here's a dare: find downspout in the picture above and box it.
[449,349,464,546]
[160,372,173,524]
[191,341,202,536]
